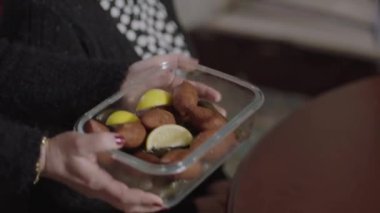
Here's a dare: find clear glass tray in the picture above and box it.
[74,64,264,208]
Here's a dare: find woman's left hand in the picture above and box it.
[120,54,222,109]
[41,132,164,213]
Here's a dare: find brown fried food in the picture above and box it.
[97,151,114,168]
[140,108,176,129]
[188,106,227,131]
[114,121,147,149]
[173,81,199,119]
[190,129,237,161]
[161,149,203,180]
[134,151,161,164]
[83,119,110,133]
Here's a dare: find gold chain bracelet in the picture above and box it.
[33,136,49,185]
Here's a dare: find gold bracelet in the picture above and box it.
[33,136,49,185]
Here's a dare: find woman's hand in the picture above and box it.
[40,132,164,213]
[121,54,222,109]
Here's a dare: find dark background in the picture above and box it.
[190,29,378,96]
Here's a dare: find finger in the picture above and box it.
[144,68,176,89]
[189,80,222,102]
[69,162,163,211]
[102,184,164,213]
[129,54,198,72]
[211,103,227,118]
[129,66,173,86]
[126,205,164,213]
[71,184,162,213]
[87,168,163,208]
[122,68,175,108]
[177,54,199,70]
[123,195,164,213]
[80,132,124,154]
[119,188,164,207]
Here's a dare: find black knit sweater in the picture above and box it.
[0,0,191,212]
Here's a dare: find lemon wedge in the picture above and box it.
[136,89,172,111]
[146,124,193,151]
[105,110,139,126]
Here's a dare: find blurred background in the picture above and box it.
[174,0,379,177]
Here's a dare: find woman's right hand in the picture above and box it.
[120,54,222,110]
[40,132,164,213]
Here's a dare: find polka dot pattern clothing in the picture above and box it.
[99,0,191,59]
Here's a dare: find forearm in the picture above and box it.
[0,114,43,195]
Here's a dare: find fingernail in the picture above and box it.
[115,134,125,146]
[153,202,165,209]
[215,93,222,102]
[157,206,168,211]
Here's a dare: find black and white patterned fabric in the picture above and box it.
[99,0,190,59]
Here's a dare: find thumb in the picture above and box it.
[80,132,125,154]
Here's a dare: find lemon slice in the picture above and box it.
[105,110,139,126]
[136,89,172,111]
[146,124,193,151]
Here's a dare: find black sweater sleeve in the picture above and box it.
[0,39,128,130]
[0,114,42,203]
[0,0,140,131]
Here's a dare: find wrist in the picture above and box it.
[33,136,49,184]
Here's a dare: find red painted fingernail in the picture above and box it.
[115,134,125,146]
